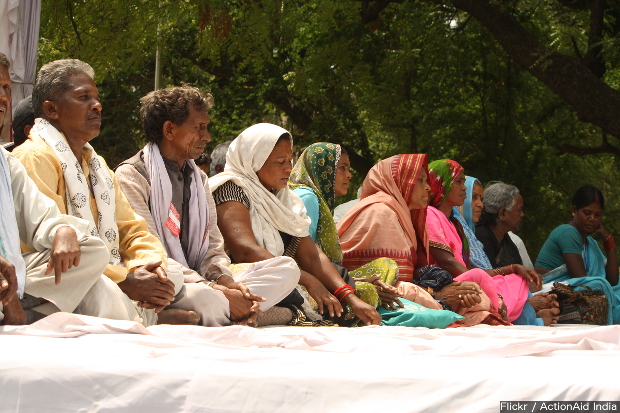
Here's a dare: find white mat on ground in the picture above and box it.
[1,313,618,413]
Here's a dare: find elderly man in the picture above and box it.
[0,55,134,326]
[14,59,199,326]
[115,86,299,326]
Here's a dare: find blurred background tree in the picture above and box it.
[38,0,620,258]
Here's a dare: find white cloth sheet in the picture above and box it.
[1,313,619,412]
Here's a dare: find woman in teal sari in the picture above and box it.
[536,184,620,324]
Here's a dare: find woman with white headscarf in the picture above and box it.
[209,123,381,326]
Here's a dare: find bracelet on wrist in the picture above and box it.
[334,284,356,301]
[604,235,615,251]
[209,273,225,284]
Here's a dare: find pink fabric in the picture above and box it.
[396,281,443,310]
[455,269,499,312]
[426,206,465,265]
[427,204,529,321]
[457,269,529,323]
[492,273,530,322]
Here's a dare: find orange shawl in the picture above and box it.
[337,154,429,282]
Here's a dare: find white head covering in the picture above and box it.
[208,123,310,256]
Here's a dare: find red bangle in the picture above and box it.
[334,285,356,301]
[333,284,352,297]
[604,235,615,251]
[337,289,356,301]
[336,287,355,300]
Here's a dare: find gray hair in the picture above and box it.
[477,181,520,227]
[0,53,9,70]
[33,59,95,118]
[483,181,519,213]
[210,140,232,176]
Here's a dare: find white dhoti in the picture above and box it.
[166,256,300,327]
[77,261,186,328]
[0,237,184,327]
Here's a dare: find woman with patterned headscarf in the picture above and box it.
[426,159,545,323]
[289,143,401,310]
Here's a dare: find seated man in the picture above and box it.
[14,59,199,326]
[0,147,120,325]
[115,85,300,326]
[0,55,143,325]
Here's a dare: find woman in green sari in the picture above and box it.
[289,143,411,310]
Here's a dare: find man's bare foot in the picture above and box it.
[2,295,27,325]
[157,309,200,325]
[537,308,560,326]
[529,293,559,312]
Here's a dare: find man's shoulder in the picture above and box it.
[13,136,55,160]
[114,150,147,180]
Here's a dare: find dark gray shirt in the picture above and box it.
[162,156,194,258]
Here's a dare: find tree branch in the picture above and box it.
[557,133,620,156]
[357,0,405,24]
[582,0,606,78]
[431,0,620,139]
[556,0,591,10]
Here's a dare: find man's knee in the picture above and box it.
[77,236,110,276]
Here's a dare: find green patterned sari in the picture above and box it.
[290,143,398,308]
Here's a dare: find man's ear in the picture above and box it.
[42,101,59,120]
[162,120,176,141]
[498,207,507,221]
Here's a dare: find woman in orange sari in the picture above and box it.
[337,154,505,325]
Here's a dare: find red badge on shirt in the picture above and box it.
[165,203,181,237]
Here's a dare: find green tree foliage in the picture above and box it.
[37,0,620,258]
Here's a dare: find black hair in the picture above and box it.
[140,85,213,143]
[275,132,291,145]
[572,184,604,210]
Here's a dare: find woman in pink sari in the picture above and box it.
[337,154,507,325]
[426,159,540,323]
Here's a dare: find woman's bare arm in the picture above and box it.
[216,200,275,263]
[429,247,468,276]
[563,253,588,278]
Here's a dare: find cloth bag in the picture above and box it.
[551,282,608,325]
